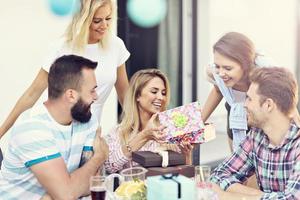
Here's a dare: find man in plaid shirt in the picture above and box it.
[210,67,300,200]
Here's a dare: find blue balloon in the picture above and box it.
[127,0,167,28]
[48,0,80,16]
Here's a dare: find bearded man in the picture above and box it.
[0,55,108,199]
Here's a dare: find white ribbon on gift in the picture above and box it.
[153,146,169,168]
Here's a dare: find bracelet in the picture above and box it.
[125,143,132,153]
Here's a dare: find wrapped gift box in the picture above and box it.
[146,165,195,178]
[147,174,195,200]
[132,151,185,167]
[158,101,205,144]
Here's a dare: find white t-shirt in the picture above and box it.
[42,35,130,124]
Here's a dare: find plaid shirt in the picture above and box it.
[211,122,300,199]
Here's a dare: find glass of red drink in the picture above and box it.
[90,176,106,200]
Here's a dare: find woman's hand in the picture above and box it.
[179,141,194,165]
[179,141,194,154]
[143,113,166,143]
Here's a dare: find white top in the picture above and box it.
[42,35,130,124]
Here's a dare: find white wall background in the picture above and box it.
[196,0,298,164]
[197,0,297,116]
[0,0,298,153]
[0,0,117,150]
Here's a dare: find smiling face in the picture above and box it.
[88,3,112,44]
[137,77,167,116]
[71,68,98,123]
[244,83,267,128]
[214,51,245,88]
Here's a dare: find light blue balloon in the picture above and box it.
[48,0,80,16]
[127,0,167,28]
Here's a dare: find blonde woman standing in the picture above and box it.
[0,0,130,138]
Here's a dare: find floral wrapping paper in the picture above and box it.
[158,102,205,144]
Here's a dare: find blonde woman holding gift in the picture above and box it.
[104,69,193,173]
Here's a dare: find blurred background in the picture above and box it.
[1,0,299,166]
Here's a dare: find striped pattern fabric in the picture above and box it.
[212,68,248,151]
[232,129,247,152]
[212,70,248,130]
[211,123,300,199]
[104,126,160,173]
[0,104,97,200]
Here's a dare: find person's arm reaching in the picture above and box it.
[210,134,256,191]
[201,86,223,122]
[115,63,129,107]
[105,130,150,173]
[210,138,264,200]
[218,140,300,200]
[105,114,166,173]
[0,68,48,138]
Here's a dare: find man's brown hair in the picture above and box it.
[249,67,298,115]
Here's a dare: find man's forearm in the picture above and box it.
[227,183,263,196]
[212,183,263,200]
[69,154,106,197]
[219,192,262,200]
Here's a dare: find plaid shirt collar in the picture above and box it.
[257,121,300,150]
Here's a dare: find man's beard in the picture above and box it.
[71,98,92,123]
[247,111,265,128]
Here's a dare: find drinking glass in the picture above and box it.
[195,165,212,189]
[194,165,218,200]
[120,167,147,182]
[90,176,106,200]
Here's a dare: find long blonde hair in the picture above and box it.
[64,0,116,52]
[119,69,170,144]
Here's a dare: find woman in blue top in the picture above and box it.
[201,32,299,151]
